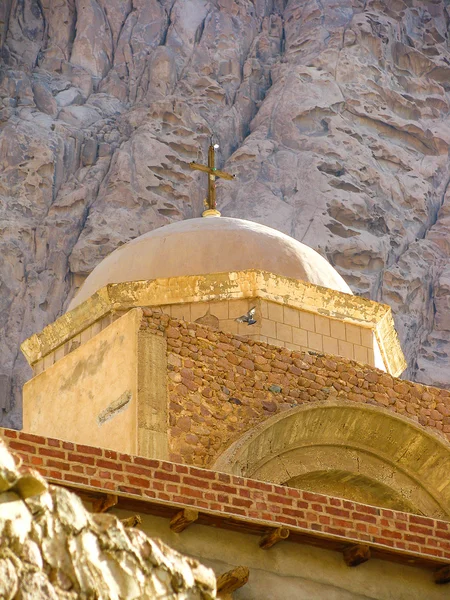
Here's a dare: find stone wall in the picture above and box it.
[138,311,450,467]
[164,298,378,366]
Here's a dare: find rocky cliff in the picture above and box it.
[1,0,450,426]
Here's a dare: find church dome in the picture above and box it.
[69,217,352,310]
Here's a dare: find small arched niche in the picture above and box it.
[213,401,450,519]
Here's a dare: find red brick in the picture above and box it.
[46,459,69,470]
[76,444,103,456]
[134,456,160,468]
[9,441,36,454]
[180,486,204,499]
[212,483,237,494]
[183,476,210,488]
[409,524,434,536]
[68,453,95,465]
[39,448,65,459]
[325,506,349,517]
[128,465,153,477]
[20,433,46,444]
[63,442,75,450]
[303,491,327,502]
[409,515,434,527]
[48,439,61,448]
[3,429,17,438]
[232,497,253,508]
[98,470,111,479]
[154,471,180,483]
[352,512,377,524]
[175,464,189,474]
[30,456,44,466]
[189,467,216,480]
[381,529,402,540]
[268,494,292,506]
[96,459,123,471]
[128,476,150,488]
[104,450,118,460]
[247,479,273,492]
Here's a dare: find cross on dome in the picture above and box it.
[190,141,235,217]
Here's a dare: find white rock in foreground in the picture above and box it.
[0,438,216,600]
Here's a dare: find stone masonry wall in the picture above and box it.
[139,310,450,468]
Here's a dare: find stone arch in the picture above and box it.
[213,401,450,519]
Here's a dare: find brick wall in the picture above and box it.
[138,310,450,467]
[3,428,450,562]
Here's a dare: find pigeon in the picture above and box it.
[235,307,257,325]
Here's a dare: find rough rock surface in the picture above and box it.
[0,437,216,599]
[1,0,450,425]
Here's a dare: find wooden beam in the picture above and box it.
[169,508,198,533]
[259,527,290,549]
[120,515,142,528]
[343,544,371,567]
[434,565,450,584]
[91,493,118,513]
[217,566,249,596]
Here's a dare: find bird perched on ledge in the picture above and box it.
[235,307,257,325]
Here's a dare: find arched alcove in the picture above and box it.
[213,401,450,519]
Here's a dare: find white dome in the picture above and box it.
[69,217,352,310]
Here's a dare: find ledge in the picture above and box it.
[20,270,406,376]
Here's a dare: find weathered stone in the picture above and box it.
[0,438,216,599]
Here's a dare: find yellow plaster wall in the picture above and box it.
[23,310,141,454]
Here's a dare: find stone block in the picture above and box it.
[338,339,354,359]
[323,336,338,355]
[171,304,191,321]
[260,319,276,338]
[228,299,250,319]
[315,315,331,336]
[360,327,373,349]
[276,323,293,343]
[299,311,315,332]
[190,303,208,321]
[268,302,283,322]
[346,323,361,345]
[208,301,229,320]
[330,320,346,341]
[354,344,369,364]
[283,306,299,327]
[259,300,269,319]
[292,328,308,346]
[308,331,323,352]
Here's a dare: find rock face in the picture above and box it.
[0,437,216,599]
[1,0,450,425]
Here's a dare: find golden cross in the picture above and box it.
[190,142,235,217]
